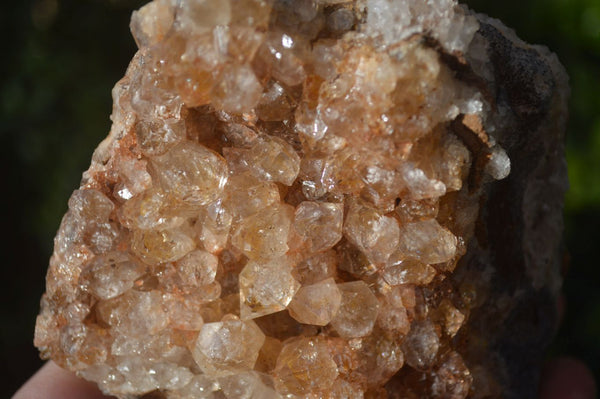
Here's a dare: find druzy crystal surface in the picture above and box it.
[35,0,569,398]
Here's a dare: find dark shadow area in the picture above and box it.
[557,208,600,379]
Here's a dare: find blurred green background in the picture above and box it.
[1,0,599,397]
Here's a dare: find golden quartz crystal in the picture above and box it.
[34,0,569,397]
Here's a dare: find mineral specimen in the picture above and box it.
[34,0,569,397]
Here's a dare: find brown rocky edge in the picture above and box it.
[385,13,568,399]
[472,14,568,398]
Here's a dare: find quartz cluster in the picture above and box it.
[34,0,569,398]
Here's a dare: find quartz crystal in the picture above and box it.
[35,0,569,397]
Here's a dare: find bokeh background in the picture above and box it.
[1,0,599,397]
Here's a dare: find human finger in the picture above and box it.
[539,357,597,399]
[12,361,114,399]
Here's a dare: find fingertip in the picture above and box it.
[12,361,113,399]
[539,357,597,399]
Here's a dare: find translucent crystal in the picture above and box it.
[257,32,307,87]
[256,82,294,121]
[176,250,219,287]
[240,136,301,186]
[439,134,471,191]
[337,240,379,278]
[292,250,337,285]
[151,362,195,391]
[176,0,231,33]
[131,226,196,265]
[400,163,447,200]
[431,352,473,398]
[97,290,169,336]
[360,163,405,211]
[79,253,146,300]
[150,142,228,207]
[327,379,364,399]
[211,64,262,114]
[230,0,271,29]
[194,199,232,254]
[365,0,478,56]
[273,337,338,395]
[239,257,300,319]
[293,201,343,253]
[192,317,265,377]
[169,374,221,399]
[486,145,511,180]
[231,204,293,260]
[401,319,440,371]
[224,173,280,219]
[435,299,466,338]
[330,281,379,338]
[119,188,184,231]
[135,118,185,156]
[288,278,342,326]
[255,336,282,373]
[130,0,175,48]
[343,200,400,265]
[68,189,114,221]
[219,371,280,399]
[396,219,457,265]
[377,286,410,334]
[359,331,405,387]
[382,256,437,286]
[164,294,204,330]
[395,197,439,223]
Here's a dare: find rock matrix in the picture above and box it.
[35,0,569,397]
